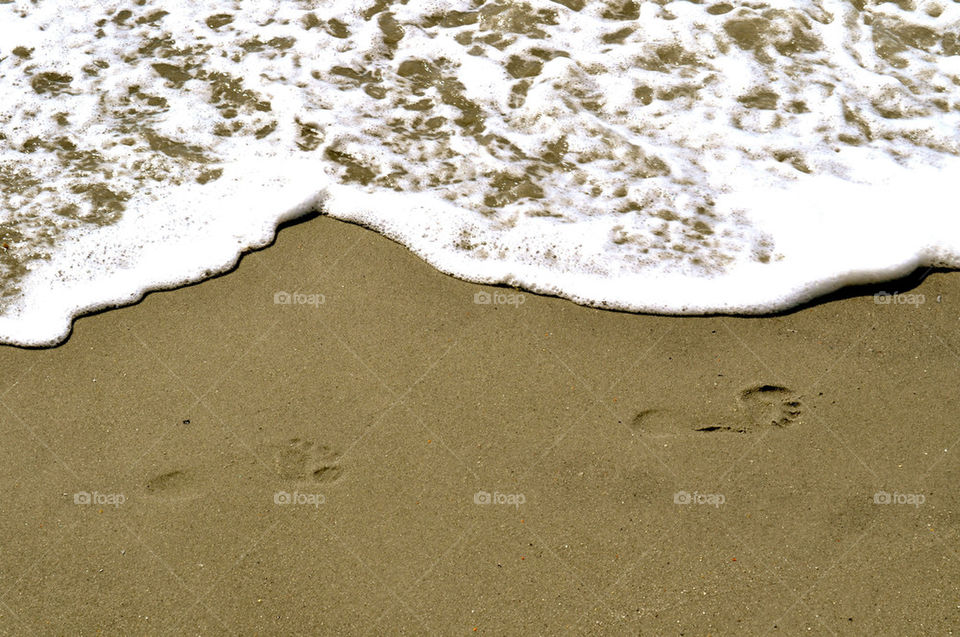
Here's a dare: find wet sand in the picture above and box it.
[0,215,957,634]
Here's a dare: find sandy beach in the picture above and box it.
[0,214,957,634]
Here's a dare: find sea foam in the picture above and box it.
[0,0,958,345]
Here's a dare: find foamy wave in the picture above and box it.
[0,0,958,345]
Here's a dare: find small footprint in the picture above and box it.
[274,438,343,483]
[626,383,802,437]
[143,468,203,501]
[738,384,802,429]
[628,409,686,438]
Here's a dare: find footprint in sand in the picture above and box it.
[628,409,682,438]
[274,438,343,483]
[142,468,204,501]
[737,384,803,429]
[627,384,803,437]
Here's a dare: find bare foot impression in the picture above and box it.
[627,384,803,438]
[737,384,802,429]
[142,468,204,501]
[274,438,343,483]
[628,409,681,438]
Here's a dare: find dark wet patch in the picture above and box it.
[30,72,73,96]
[325,148,377,184]
[205,13,234,30]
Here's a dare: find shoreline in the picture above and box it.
[5,208,950,350]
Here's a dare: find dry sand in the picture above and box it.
[0,215,958,635]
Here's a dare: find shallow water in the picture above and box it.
[1,0,959,345]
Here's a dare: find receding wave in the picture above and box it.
[0,0,958,345]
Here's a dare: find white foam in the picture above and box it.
[0,0,958,345]
[0,160,328,346]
